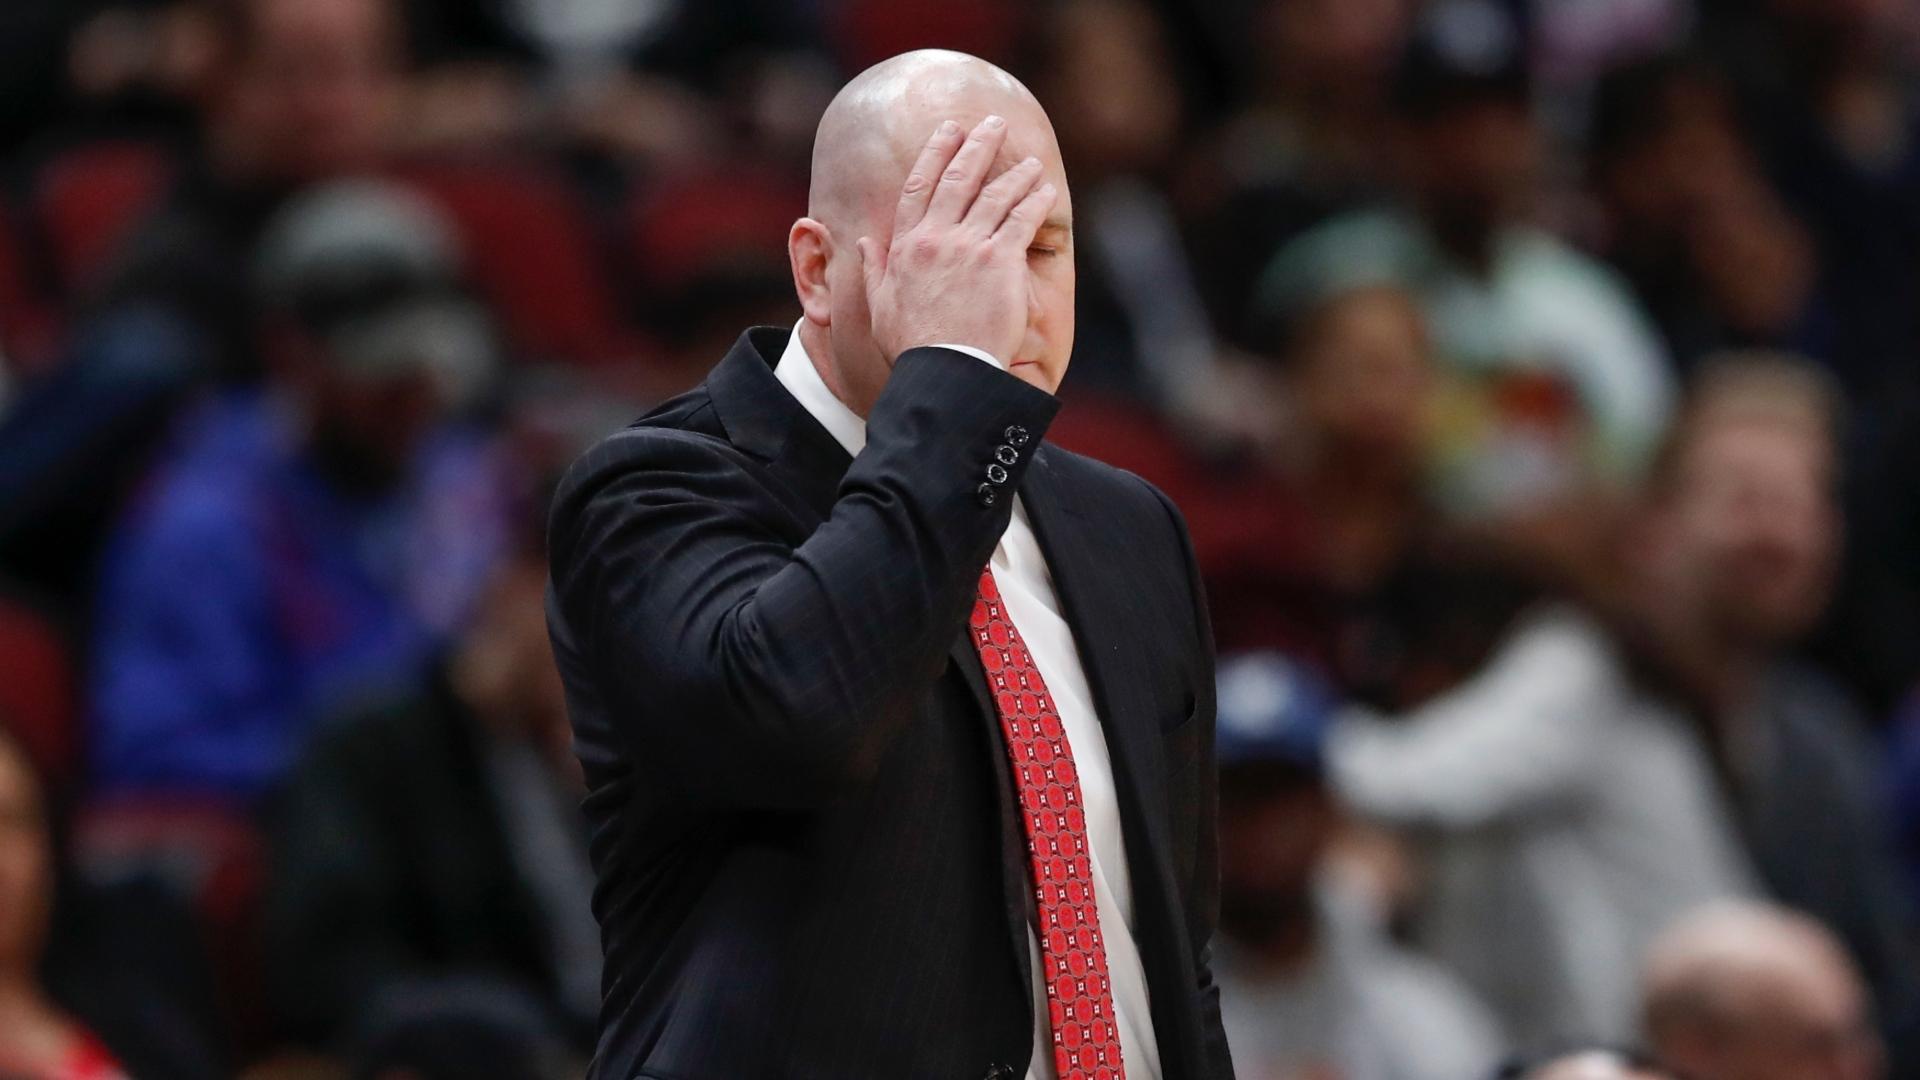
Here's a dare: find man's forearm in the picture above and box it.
[552,347,1058,808]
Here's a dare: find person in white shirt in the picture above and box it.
[1209,653,1504,1080]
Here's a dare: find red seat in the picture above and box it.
[393,158,632,367]
[33,140,173,296]
[625,166,805,294]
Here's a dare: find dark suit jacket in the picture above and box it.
[547,327,1231,1080]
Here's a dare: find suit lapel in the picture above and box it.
[945,609,1036,1027]
[706,326,851,520]
[1017,447,1165,838]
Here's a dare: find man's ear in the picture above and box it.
[788,218,834,326]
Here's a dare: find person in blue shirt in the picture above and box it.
[87,180,507,805]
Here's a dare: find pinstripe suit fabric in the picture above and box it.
[547,328,1232,1079]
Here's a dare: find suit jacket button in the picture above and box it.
[976,482,999,507]
[1004,424,1030,447]
[995,444,1019,465]
[986,463,1009,485]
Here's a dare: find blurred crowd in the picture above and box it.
[2,0,1920,1077]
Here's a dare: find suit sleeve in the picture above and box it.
[1142,479,1233,1080]
[549,347,1059,810]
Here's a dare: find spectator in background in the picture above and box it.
[1329,353,1916,1051]
[1709,0,1920,720]
[0,0,408,607]
[1027,0,1229,412]
[104,0,405,383]
[0,733,131,1080]
[1625,356,1915,1048]
[1328,596,1755,1049]
[263,495,596,1050]
[1588,54,1825,372]
[1186,0,1410,341]
[86,179,506,805]
[1712,0,1920,411]
[1255,0,1673,540]
[1212,653,1504,1080]
[1202,283,1439,694]
[1641,901,1883,1080]
[1048,277,1534,711]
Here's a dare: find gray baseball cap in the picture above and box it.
[254,178,498,408]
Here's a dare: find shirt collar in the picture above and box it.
[773,320,866,457]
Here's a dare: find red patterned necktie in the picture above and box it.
[970,568,1128,1080]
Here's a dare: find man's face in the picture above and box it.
[219,0,400,183]
[824,102,1076,406]
[0,746,51,973]
[1661,418,1838,648]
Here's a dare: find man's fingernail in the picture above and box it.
[939,120,960,135]
[1024,156,1040,168]
[984,114,1005,128]
[1040,183,1056,195]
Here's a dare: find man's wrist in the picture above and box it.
[928,343,1007,371]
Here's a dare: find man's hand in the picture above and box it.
[857,115,1057,367]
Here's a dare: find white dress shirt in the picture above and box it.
[774,324,1162,1080]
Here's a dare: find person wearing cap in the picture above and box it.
[85,179,508,805]
[1207,652,1503,1080]
[1252,0,1673,539]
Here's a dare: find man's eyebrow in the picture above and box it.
[1035,219,1073,240]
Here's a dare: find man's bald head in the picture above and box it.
[787,48,1077,413]
[1642,902,1880,1080]
[809,50,1060,238]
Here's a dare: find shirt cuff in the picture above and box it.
[929,343,1007,371]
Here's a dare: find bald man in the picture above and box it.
[1641,903,1882,1080]
[547,50,1230,1080]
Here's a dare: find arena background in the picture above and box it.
[1,0,1919,1077]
